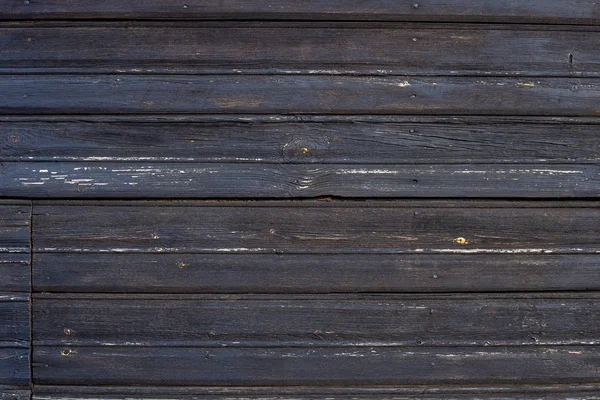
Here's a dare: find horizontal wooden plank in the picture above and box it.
[1,23,598,76]
[3,119,600,163]
[0,348,29,387]
[3,76,600,116]
[0,391,28,400]
[0,264,29,293]
[32,294,600,346]
[29,385,600,400]
[0,295,29,345]
[3,1,600,24]
[6,163,599,198]
[0,204,31,261]
[33,345,600,385]
[32,201,600,254]
[32,253,600,293]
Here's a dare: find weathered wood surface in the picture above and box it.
[0,294,29,347]
[32,201,600,253]
[29,385,600,400]
[33,253,600,293]
[3,76,600,116]
[2,1,600,24]
[0,348,29,386]
[0,203,31,293]
[7,163,600,198]
[33,293,600,346]
[33,345,600,385]
[2,23,599,76]
[0,392,29,400]
[3,117,600,164]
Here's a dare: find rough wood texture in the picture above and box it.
[32,201,600,253]
[0,294,29,346]
[3,117,600,164]
[2,1,600,24]
[6,163,600,199]
[29,385,600,400]
[33,345,600,386]
[0,348,29,387]
[32,253,600,293]
[2,22,598,76]
[32,293,600,346]
[0,203,31,293]
[0,392,29,400]
[3,76,600,116]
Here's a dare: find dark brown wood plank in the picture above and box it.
[32,345,600,385]
[0,348,29,387]
[32,253,600,293]
[3,75,600,116]
[1,23,598,76]
[0,294,29,346]
[2,1,600,24]
[3,118,600,164]
[32,294,600,346]
[5,163,599,198]
[32,201,600,254]
[29,385,600,400]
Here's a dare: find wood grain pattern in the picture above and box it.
[0,348,29,386]
[1,23,598,76]
[33,345,600,385]
[32,253,600,293]
[0,294,29,346]
[32,201,600,254]
[32,294,600,346]
[2,1,600,24]
[29,385,600,400]
[3,117,600,164]
[7,163,600,198]
[3,75,600,116]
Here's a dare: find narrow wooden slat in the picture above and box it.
[32,294,600,346]
[3,119,600,164]
[0,203,30,264]
[33,345,600,385]
[32,201,600,254]
[6,163,599,198]
[0,294,29,346]
[0,348,29,386]
[3,76,600,116]
[32,253,600,293]
[1,23,598,76]
[0,392,29,400]
[29,385,600,400]
[2,1,600,24]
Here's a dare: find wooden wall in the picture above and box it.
[1,1,599,399]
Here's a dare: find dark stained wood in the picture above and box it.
[33,253,600,293]
[32,201,600,253]
[30,385,600,400]
[32,294,600,346]
[0,203,30,259]
[0,294,29,346]
[2,1,600,24]
[33,345,600,385]
[3,75,600,116]
[2,22,599,76]
[6,163,600,198]
[0,348,29,386]
[0,264,29,293]
[0,392,29,400]
[0,203,31,293]
[3,117,600,164]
